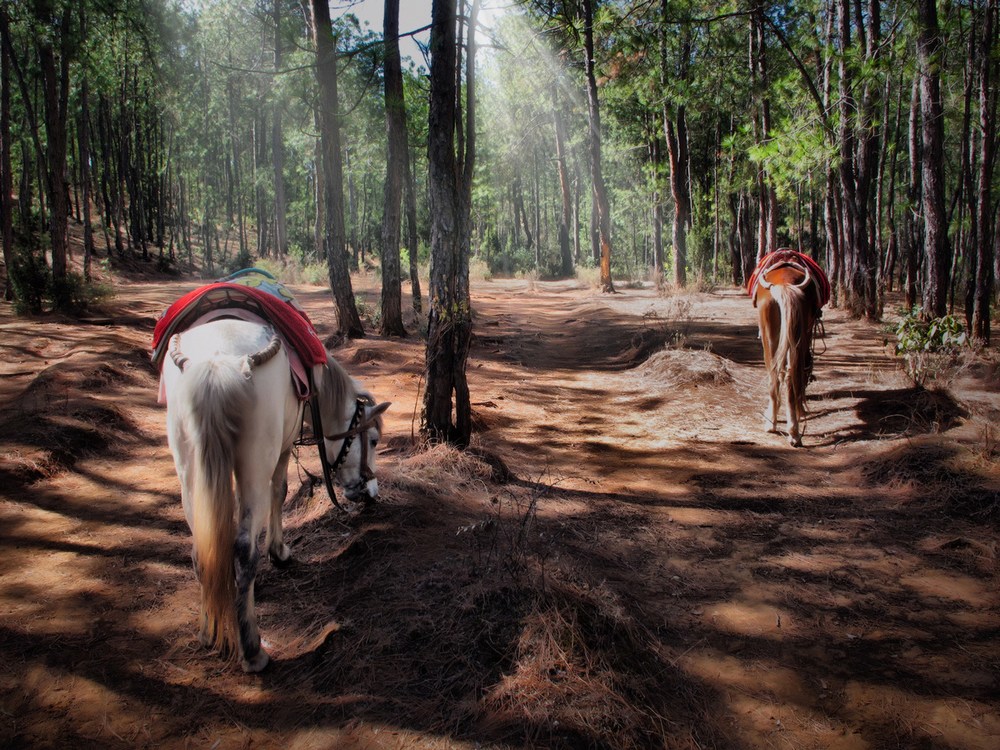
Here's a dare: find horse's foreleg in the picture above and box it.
[785,340,807,448]
[234,524,268,672]
[266,451,292,567]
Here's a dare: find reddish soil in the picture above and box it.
[1,268,998,749]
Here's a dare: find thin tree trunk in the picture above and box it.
[916,0,951,317]
[380,0,407,336]
[313,106,324,259]
[36,0,71,303]
[662,6,691,287]
[905,76,921,309]
[582,0,614,292]
[310,0,363,337]
[421,0,475,446]
[272,0,287,257]
[750,1,778,262]
[649,135,664,282]
[0,1,13,299]
[971,0,997,342]
[404,145,422,314]
[79,76,95,280]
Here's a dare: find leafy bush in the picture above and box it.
[10,246,49,314]
[892,307,970,385]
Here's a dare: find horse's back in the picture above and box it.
[163,318,300,459]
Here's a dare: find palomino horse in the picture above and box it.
[750,251,826,447]
[162,318,389,672]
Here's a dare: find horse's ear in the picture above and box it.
[371,401,391,417]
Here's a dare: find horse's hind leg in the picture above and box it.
[266,450,293,567]
[233,463,271,672]
[233,520,269,672]
[759,304,781,434]
[785,379,802,447]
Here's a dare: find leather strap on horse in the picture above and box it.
[299,370,376,511]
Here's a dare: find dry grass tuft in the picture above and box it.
[635,348,734,388]
[861,437,1000,521]
[393,442,497,488]
[476,588,679,749]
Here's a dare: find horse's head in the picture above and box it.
[327,395,391,502]
[315,356,391,503]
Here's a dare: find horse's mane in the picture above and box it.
[319,353,351,421]
[319,353,383,432]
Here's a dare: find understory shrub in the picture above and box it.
[892,307,970,386]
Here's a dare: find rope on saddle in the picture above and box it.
[168,331,283,379]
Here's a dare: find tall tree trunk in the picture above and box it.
[916,0,950,318]
[750,1,778,263]
[834,0,881,319]
[77,0,94,281]
[310,0,364,337]
[272,0,288,257]
[905,76,921,308]
[649,135,664,283]
[0,1,13,299]
[665,114,690,287]
[313,106,324,259]
[79,76,95,281]
[404,145,422,314]
[226,73,247,260]
[971,0,997,342]
[581,0,614,292]
[662,6,691,287]
[421,0,475,446]
[380,0,406,336]
[36,0,71,303]
[518,176,533,250]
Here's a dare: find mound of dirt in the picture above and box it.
[633,347,735,387]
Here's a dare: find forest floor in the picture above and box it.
[1,260,999,749]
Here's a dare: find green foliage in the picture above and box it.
[50,272,101,313]
[9,241,113,315]
[486,234,535,277]
[9,246,49,315]
[892,308,970,386]
[219,246,254,277]
[356,295,380,328]
[894,308,969,354]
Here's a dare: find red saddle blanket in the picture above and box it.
[151,269,327,373]
[747,249,831,308]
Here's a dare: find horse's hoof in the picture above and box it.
[242,648,270,673]
[789,435,802,448]
[269,549,294,569]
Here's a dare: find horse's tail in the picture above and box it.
[174,355,254,657]
[770,282,809,414]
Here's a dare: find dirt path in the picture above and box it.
[1,275,998,749]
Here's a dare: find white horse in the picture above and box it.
[161,318,389,672]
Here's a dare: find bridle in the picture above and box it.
[323,396,377,478]
[299,373,379,510]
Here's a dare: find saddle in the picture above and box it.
[151,268,327,399]
[747,249,831,310]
